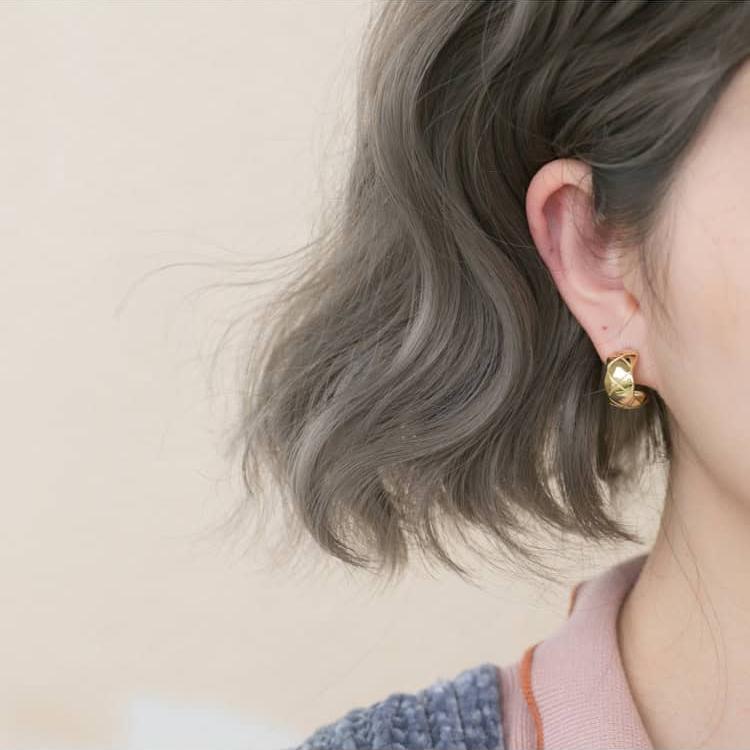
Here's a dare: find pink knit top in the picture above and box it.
[497,551,654,749]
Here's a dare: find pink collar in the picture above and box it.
[499,552,654,749]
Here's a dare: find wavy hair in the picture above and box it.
[219,0,750,584]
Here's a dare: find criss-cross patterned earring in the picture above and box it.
[604,349,648,409]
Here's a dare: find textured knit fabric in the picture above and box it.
[289,551,653,750]
[287,662,504,750]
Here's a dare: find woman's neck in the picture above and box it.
[617,441,750,749]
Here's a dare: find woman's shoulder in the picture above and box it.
[286,661,504,750]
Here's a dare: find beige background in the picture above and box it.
[0,2,662,748]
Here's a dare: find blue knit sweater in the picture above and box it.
[286,662,504,750]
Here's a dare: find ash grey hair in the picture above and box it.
[220,0,750,584]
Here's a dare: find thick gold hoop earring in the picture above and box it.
[604,350,648,409]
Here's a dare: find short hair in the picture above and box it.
[219,0,750,584]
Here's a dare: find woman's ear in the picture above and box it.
[525,158,658,390]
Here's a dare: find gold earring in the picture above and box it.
[604,349,648,409]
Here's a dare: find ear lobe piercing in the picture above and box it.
[604,350,648,409]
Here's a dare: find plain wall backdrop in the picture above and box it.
[0,1,663,748]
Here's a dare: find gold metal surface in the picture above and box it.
[604,350,648,409]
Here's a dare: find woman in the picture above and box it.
[228,1,750,747]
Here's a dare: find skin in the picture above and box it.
[525,58,750,749]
